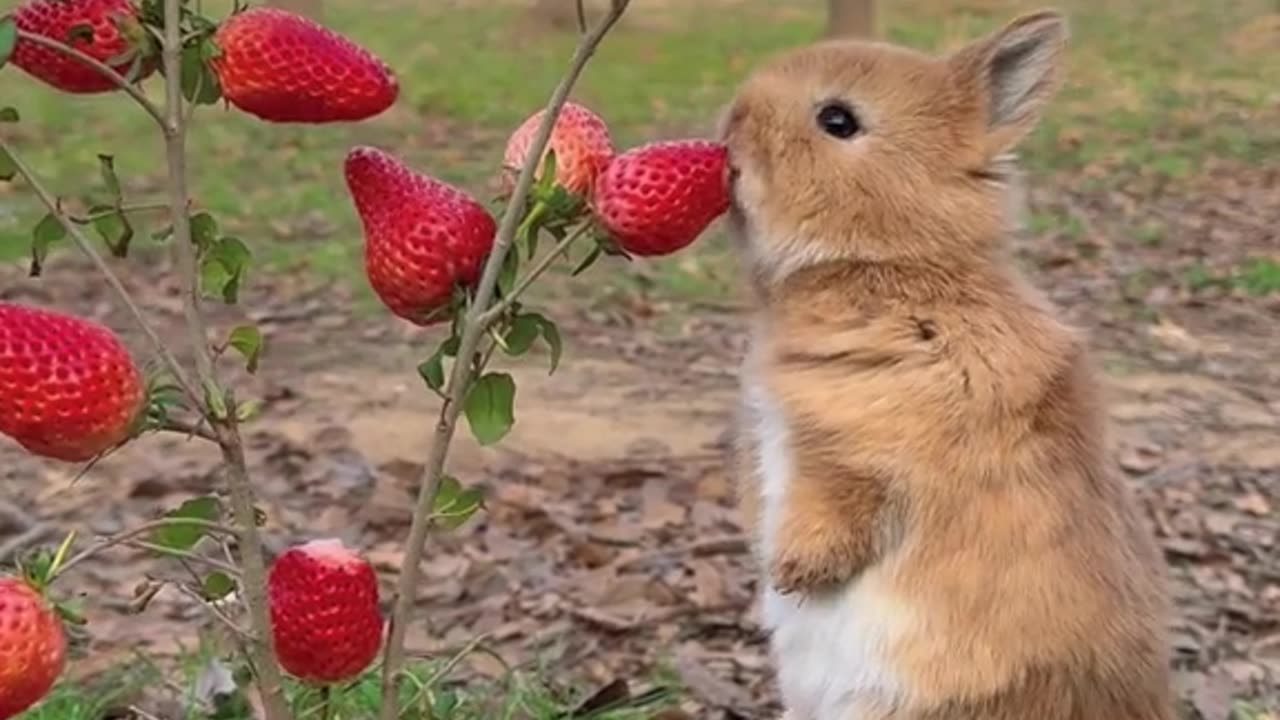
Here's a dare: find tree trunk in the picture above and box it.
[826,0,876,38]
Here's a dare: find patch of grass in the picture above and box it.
[1237,257,1280,296]
[19,664,160,720]
[20,655,679,720]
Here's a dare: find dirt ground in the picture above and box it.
[1,160,1278,718]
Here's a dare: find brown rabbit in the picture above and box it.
[722,10,1176,720]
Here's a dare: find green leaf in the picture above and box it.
[535,148,558,195]
[497,246,520,297]
[0,17,17,69]
[463,372,516,446]
[199,36,222,61]
[226,324,263,374]
[417,335,459,392]
[189,212,218,252]
[90,205,133,258]
[0,107,18,123]
[528,312,563,373]
[503,314,541,356]
[431,475,485,530]
[0,147,15,182]
[200,236,251,304]
[30,213,65,277]
[180,42,221,105]
[571,243,604,277]
[97,154,122,200]
[202,571,236,601]
[150,496,221,551]
[417,357,445,392]
[235,398,262,422]
[65,23,94,44]
[203,379,228,420]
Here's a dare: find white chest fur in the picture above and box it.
[741,355,911,720]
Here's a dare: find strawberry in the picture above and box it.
[0,303,144,463]
[0,577,66,719]
[592,140,730,257]
[268,539,383,685]
[10,0,155,94]
[344,146,496,325]
[211,8,398,123]
[502,102,614,197]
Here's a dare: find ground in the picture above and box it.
[0,0,1277,718]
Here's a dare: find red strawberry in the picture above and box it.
[10,0,155,94]
[211,8,398,123]
[0,576,66,719]
[502,102,614,197]
[592,140,730,257]
[0,303,144,462]
[344,146,496,325]
[268,539,383,685]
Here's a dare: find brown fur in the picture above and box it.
[724,10,1176,720]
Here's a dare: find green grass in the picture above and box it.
[20,656,680,720]
[2,0,1276,305]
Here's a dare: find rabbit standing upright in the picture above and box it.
[722,10,1176,720]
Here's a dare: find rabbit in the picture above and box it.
[721,10,1176,720]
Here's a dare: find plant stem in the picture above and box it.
[54,517,234,579]
[70,203,171,224]
[214,430,291,719]
[0,139,203,411]
[479,220,590,326]
[159,417,218,442]
[123,540,242,576]
[13,30,168,130]
[157,0,291,716]
[375,4,631,718]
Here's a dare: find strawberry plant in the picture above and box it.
[0,0,732,716]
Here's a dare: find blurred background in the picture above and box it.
[1,0,1278,718]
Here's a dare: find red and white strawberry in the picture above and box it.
[268,539,383,685]
[344,146,496,324]
[0,303,144,462]
[592,140,730,257]
[9,0,155,94]
[503,102,614,197]
[0,576,66,719]
[211,8,398,123]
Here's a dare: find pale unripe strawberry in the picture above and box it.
[503,102,615,197]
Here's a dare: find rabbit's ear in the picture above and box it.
[950,10,1068,154]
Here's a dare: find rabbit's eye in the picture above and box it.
[816,102,861,139]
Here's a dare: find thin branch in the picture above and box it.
[376,4,632,718]
[0,139,204,411]
[54,518,235,578]
[158,417,218,443]
[479,220,590,326]
[123,540,242,576]
[68,202,171,224]
[157,0,290,715]
[172,582,254,642]
[14,30,167,130]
